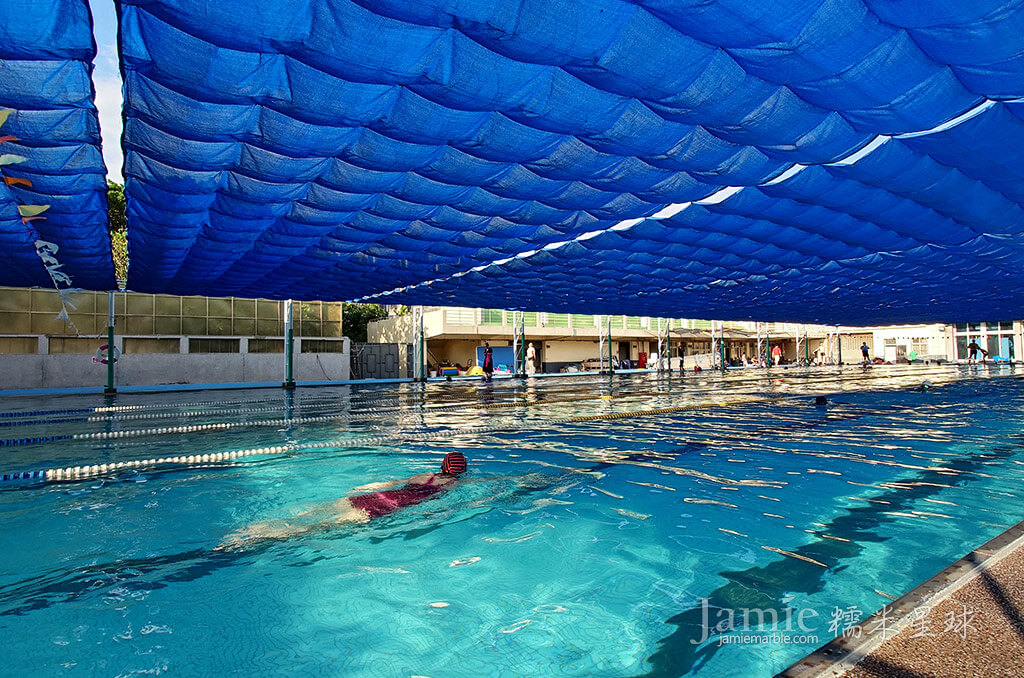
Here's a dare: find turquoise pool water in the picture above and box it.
[1,366,1022,677]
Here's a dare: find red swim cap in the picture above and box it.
[441,452,467,475]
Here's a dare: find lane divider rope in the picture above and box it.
[0,391,698,447]
[0,377,611,423]
[0,365,960,448]
[1,398,764,484]
[0,363,954,423]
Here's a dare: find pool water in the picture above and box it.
[1,365,1023,677]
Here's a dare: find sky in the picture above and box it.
[88,0,123,181]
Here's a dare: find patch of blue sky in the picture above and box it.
[89,0,122,180]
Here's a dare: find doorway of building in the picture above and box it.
[618,341,630,363]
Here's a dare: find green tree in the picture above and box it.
[107,181,128,283]
[342,302,389,343]
[107,180,126,232]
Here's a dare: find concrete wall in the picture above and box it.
[0,349,349,390]
[866,324,948,361]
[369,315,414,343]
[544,339,599,364]
[840,333,872,360]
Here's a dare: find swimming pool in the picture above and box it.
[1,365,1022,677]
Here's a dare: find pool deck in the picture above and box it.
[0,361,993,399]
[777,519,1024,678]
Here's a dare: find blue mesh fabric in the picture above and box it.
[380,101,1024,324]
[0,0,114,289]
[119,0,1023,322]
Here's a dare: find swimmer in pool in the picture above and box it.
[221,452,468,547]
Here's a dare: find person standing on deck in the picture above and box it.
[860,342,870,363]
[483,342,494,380]
[525,342,537,375]
[967,339,987,364]
[771,344,782,366]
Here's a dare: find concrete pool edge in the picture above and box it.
[775,518,1024,677]
[0,367,637,398]
[0,362,1006,399]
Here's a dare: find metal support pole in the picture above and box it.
[720,321,726,372]
[656,318,664,373]
[420,309,426,379]
[412,305,420,381]
[667,321,674,373]
[766,325,772,368]
[511,310,520,376]
[518,313,526,377]
[602,315,610,376]
[836,325,842,365]
[410,307,418,381]
[795,325,804,366]
[411,305,425,382]
[710,321,718,371]
[756,322,765,368]
[283,299,295,389]
[105,291,116,394]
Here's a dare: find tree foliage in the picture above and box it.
[107,181,129,284]
[107,180,126,233]
[342,302,389,343]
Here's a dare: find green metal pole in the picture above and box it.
[105,291,116,394]
[283,299,295,389]
[607,315,614,375]
[667,323,673,373]
[766,331,771,368]
[804,328,809,364]
[720,323,726,372]
[518,314,526,376]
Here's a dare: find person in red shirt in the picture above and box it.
[482,343,494,380]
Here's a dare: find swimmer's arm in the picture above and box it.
[457,470,598,488]
[355,472,435,489]
[350,479,404,492]
[352,470,449,492]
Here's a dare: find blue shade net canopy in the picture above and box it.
[0,0,114,290]
[120,0,1024,323]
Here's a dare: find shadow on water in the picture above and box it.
[0,446,711,616]
[631,442,1021,678]
[0,547,250,617]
